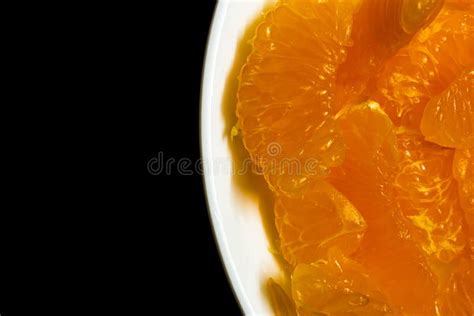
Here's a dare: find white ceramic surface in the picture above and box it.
[201,0,280,315]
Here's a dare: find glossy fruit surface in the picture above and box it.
[236,0,358,194]
[421,69,474,149]
[292,248,392,316]
[233,0,474,314]
[437,258,474,316]
[453,148,474,253]
[275,181,366,265]
[395,129,466,262]
[336,0,444,107]
[371,8,474,129]
[328,103,439,315]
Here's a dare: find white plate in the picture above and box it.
[201,0,281,315]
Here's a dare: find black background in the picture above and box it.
[0,1,242,314]
[138,1,241,314]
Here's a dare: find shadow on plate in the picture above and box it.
[220,0,292,297]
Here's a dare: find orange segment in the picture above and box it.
[328,101,399,213]
[447,0,474,10]
[236,0,360,194]
[394,129,466,262]
[352,210,439,315]
[291,248,392,315]
[453,148,474,213]
[274,181,366,266]
[335,0,444,106]
[437,258,474,315]
[327,102,438,314]
[453,148,474,253]
[370,8,474,128]
[420,69,474,149]
[233,1,474,314]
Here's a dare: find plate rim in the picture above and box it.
[200,1,254,315]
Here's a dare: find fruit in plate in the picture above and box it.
[233,0,474,315]
[328,102,439,314]
[236,0,445,194]
[236,0,359,194]
[420,69,474,149]
[394,129,466,262]
[292,247,392,315]
[336,0,444,106]
[453,148,474,253]
[370,8,474,129]
[274,180,366,266]
[437,257,474,316]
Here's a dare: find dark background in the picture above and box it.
[138,1,241,314]
[0,1,242,314]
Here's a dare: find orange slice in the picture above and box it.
[394,128,466,262]
[453,148,474,254]
[370,8,474,129]
[420,69,474,149]
[447,0,474,10]
[336,0,444,106]
[292,247,392,315]
[453,148,474,213]
[236,0,360,194]
[328,101,399,215]
[274,180,366,266]
[437,258,474,316]
[327,102,438,314]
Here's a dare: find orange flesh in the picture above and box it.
[336,0,444,107]
[235,0,474,315]
[395,129,466,262]
[328,103,439,315]
[275,180,367,265]
[453,148,474,254]
[420,69,474,149]
[369,7,474,129]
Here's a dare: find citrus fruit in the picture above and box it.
[292,247,392,316]
[453,148,474,213]
[236,0,360,194]
[327,102,438,314]
[336,0,444,106]
[453,148,474,212]
[233,1,474,314]
[447,0,474,10]
[420,69,474,149]
[274,180,366,266]
[370,7,474,128]
[351,209,439,315]
[437,257,474,315]
[394,128,466,262]
[453,148,474,253]
[328,101,399,215]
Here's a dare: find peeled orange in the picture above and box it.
[292,247,392,316]
[370,7,474,128]
[236,0,358,194]
[394,128,466,262]
[233,0,474,314]
[420,69,474,149]
[336,0,444,106]
[274,180,366,265]
[437,258,474,315]
[453,148,474,254]
[327,102,438,315]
